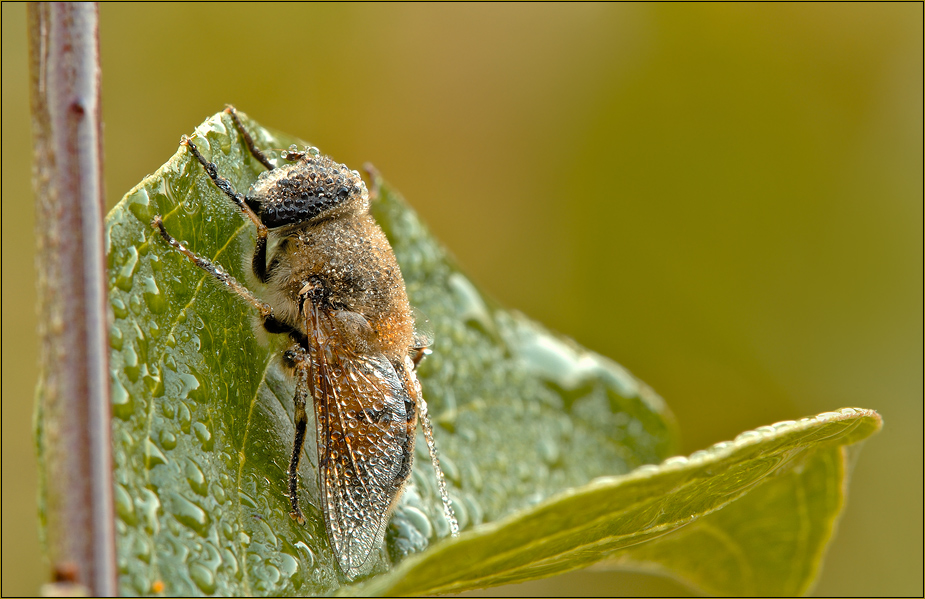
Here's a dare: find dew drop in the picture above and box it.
[111,296,129,319]
[143,367,164,398]
[178,372,201,401]
[136,488,161,535]
[116,247,139,291]
[126,187,153,223]
[111,376,133,420]
[276,552,299,582]
[133,535,152,563]
[294,541,314,569]
[537,437,560,467]
[122,345,140,382]
[129,293,143,315]
[256,518,278,547]
[255,563,280,590]
[403,505,433,540]
[193,421,213,450]
[211,481,226,504]
[221,547,239,577]
[221,520,235,541]
[177,402,191,433]
[145,438,168,468]
[447,272,497,339]
[114,483,137,525]
[185,459,208,496]
[170,492,210,534]
[462,493,484,527]
[142,276,167,314]
[238,491,257,510]
[161,400,175,419]
[130,572,149,595]
[109,325,124,350]
[188,562,216,594]
[438,453,461,485]
[159,429,177,451]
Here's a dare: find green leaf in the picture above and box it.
[102,111,880,596]
[104,111,677,596]
[351,408,880,596]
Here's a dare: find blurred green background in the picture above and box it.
[2,4,921,596]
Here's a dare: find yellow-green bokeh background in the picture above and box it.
[2,4,921,596]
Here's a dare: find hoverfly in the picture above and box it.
[152,107,456,579]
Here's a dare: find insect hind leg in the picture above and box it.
[284,345,311,524]
[418,396,459,536]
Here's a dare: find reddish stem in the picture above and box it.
[28,3,116,595]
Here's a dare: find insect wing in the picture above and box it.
[307,311,412,579]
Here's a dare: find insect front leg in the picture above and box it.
[225,105,275,171]
[284,344,311,525]
[181,136,272,284]
[151,217,274,320]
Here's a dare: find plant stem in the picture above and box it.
[28,2,116,595]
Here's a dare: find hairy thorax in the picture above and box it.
[265,213,414,361]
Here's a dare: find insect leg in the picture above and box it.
[151,216,274,320]
[181,136,272,284]
[418,395,459,536]
[285,344,311,524]
[224,105,275,171]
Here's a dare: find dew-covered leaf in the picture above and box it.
[103,111,679,596]
[349,408,880,596]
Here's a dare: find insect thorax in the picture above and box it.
[266,214,414,363]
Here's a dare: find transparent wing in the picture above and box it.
[305,305,413,579]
